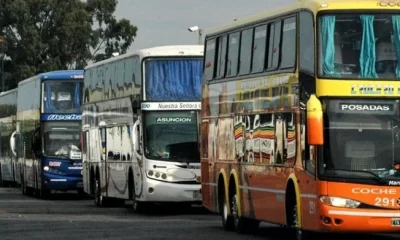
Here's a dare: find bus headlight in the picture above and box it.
[320,196,361,208]
[43,166,64,175]
[146,170,173,181]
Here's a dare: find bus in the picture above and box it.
[0,89,18,187]
[82,45,203,212]
[10,70,84,198]
[200,0,400,238]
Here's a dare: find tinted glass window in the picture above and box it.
[204,39,216,80]
[281,17,297,69]
[226,32,240,77]
[267,21,282,70]
[216,36,228,78]
[252,25,267,73]
[239,28,254,75]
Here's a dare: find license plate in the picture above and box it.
[392,218,400,226]
[76,182,83,188]
[193,190,201,199]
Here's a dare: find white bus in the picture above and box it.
[81,45,204,212]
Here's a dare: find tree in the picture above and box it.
[0,0,137,90]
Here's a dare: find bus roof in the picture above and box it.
[18,70,84,87]
[205,0,384,37]
[0,88,17,97]
[85,45,204,70]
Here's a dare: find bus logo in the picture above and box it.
[46,114,82,121]
[49,161,61,167]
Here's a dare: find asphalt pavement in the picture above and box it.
[0,187,399,240]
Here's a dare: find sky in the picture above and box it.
[115,0,295,52]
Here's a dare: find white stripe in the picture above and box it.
[68,167,83,170]
[202,182,217,186]
[203,182,317,198]
[300,194,318,199]
[240,185,285,194]
[329,210,400,217]
[50,179,67,182]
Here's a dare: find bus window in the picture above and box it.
[238,28,254,75]
[252,25,267,73]
[204,39,216,81]
[226,32,240,77]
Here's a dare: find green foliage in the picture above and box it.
[0,0,138,90]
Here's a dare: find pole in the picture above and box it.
[198,29,203,45]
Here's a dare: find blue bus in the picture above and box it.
[0,89,18,187]
[10,70,84,198]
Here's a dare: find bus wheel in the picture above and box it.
[40,189,51,199]
[21,175,26,195]
[231,192,259,233]
[220,191,234,231]
[131,184,146,213]
[0,166,3,187]
[132,198,146,213]
[94,178,102,207]
[77,188,86,199]
[292,200,311,240]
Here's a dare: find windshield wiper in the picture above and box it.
[324,169,388,185]
[170,156,199,163]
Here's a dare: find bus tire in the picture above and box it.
[94,178,102,207]
[128,169,133,200]
[286,183,311,240]
[131,179,146,213]
[21,174,26,195]
[0,166,3,188]
[40,189,51,199]
[218,177,234,231]
[229,183,259,234]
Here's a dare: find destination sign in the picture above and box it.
[141,102,201,111]
[340,103,393,112]
[41,114,82,121]
[351,84,400,95]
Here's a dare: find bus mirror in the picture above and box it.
[132,120,140,153]
[10,131,18,157]
[306,94,324,145]
[132,99,139,114]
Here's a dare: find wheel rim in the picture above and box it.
[231,194,239,226]
[223,199,228,221]
[95,180,100,205]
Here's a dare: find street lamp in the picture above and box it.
[188,26,203,45]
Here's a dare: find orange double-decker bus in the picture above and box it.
[200,0,400,238]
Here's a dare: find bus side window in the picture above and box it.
[283,112,296,165]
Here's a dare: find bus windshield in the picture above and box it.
[321,100,400,184]
[42,80,83,113]
[43,121,82,160]
[144,111,199,163]
[144,58,203,101]
[318,13,400,79]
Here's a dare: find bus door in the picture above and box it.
[81,130,90,193]
[99,126,108,197]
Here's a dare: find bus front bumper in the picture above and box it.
[140,177,201,203]
[319,206,400,233]
[42,172,83,191]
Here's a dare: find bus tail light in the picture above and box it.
[320,196,361,208]
[306,94,324,145]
